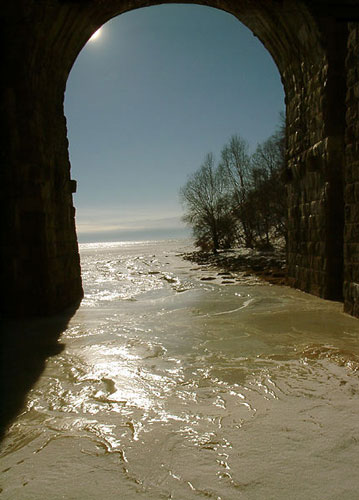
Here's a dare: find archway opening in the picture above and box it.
[64,4,285,246]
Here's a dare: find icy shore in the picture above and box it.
[180,245,287,286]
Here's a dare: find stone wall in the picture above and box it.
[0,78,83,315]
[286,18,347,301]
[344,22,359,317]
[285,55,333,298]
[0,7,84,315]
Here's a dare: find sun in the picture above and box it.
[89,27,102,42]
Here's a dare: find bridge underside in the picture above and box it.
[0,0,358,317]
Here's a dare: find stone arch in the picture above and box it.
[1,1,357,316]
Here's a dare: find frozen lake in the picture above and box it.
[1,239,359,499]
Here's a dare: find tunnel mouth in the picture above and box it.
[0,1,355,316]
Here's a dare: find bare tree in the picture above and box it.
[220,135,255,247]
[251,120,287,246]
[180,153,235,253]
[180,114,287,253]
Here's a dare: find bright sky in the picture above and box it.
[64,4,285,243]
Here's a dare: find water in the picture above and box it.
[1,239,359,499]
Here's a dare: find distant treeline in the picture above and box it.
[180,116,287,253]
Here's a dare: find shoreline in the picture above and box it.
[180,246,287,286]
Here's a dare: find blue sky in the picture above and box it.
[64,4,285,242]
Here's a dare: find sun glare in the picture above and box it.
[89,27,102,41]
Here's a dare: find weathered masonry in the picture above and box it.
[1,0,359,317]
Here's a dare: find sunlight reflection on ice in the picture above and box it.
[3,240,359,500]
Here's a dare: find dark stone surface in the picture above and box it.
[0,0,358,317]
